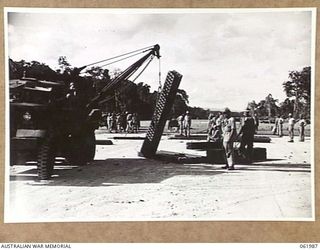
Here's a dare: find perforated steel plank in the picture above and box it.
[140,70,182,157]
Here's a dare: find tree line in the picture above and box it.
[9,58,311,120]
[247,66,311,120]
[9,57,209,120]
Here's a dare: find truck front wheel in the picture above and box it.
[37,138,55,180]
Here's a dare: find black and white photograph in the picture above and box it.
[5,8,315,223]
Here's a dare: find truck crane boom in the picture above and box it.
[86,44,160,109]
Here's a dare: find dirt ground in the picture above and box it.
[6,127,313,222]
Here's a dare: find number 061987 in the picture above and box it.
[300,244,318,248]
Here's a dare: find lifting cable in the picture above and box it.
[132,56,155,82]
[87,45,161,107]
[96,56,157,106]
[158,57,162,92]
[83,45,155,68]
[85,47,154,94]
[97,50,147,68]
[100,59,150,98]
[99,52,153,93]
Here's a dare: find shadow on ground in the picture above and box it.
[10,155,310,187]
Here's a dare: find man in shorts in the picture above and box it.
[184,111,192,137]
[288,113,295,142]
[221,108,237,170]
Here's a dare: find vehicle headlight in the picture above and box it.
[22,112,32,121]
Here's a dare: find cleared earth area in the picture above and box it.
[7,121,313,222]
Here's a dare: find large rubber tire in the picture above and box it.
[37,138,55,180]
[67,130,96,165]
[84,131,96,162]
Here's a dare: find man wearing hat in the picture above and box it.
[222,107,237,170]
[184,111,192,137]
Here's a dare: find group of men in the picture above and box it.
[103,112,140,133]
[177,111,192,137]
[207,108,308,170]
[273,113,307,142]
[207,108,256,170]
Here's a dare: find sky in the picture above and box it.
[6,9,314,111]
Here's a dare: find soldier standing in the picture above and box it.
[238,111,255,162]
[103,113,108,130]
[107,113,112,132]
[253,113,259,133]
[184,111,192,137]
[288,113,295,142]
[277,115,284,137]
[177,114,184,135]
[222,108,237,170]
[215,112,224,135]
[132,113,139,133]
[273,116,279,135]
[126,112,133,133]
[116,113,123,132]
[298,114,306,142]
[110,112,116,133]
[120,112,127,132]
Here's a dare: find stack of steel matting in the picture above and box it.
[112,136,145,140]
[155,150,206,164]
[140,71,183,157]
